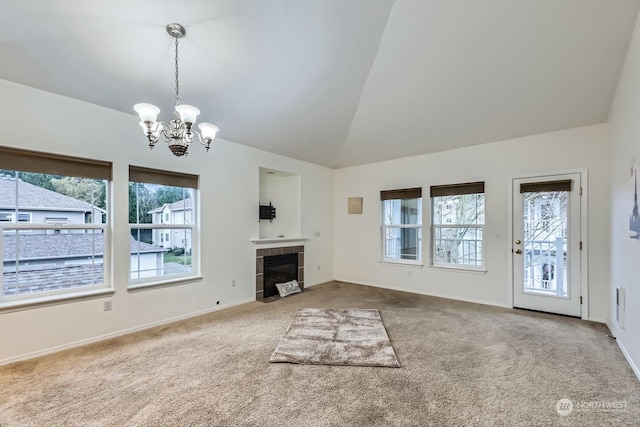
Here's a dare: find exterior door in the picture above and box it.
[512,173,581,317]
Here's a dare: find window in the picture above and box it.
[0,147,111,302]
[431,182,485,268]
[381,187,422,263]
[129,166,198,285]
[45,217,68,225]
[0,212,30,222]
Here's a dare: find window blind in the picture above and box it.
[0,146,112,180]
[430,182,484,197]
[380,187,422,200]
[519,180,572,193]
[129,165,199,189]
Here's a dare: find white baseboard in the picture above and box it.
[588,316,607,324]
[0,298,254,367]
[614,335,640,383]
[303,279,332,288]
[334,277,512,309]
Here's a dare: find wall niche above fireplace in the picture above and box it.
[259,167,301,239]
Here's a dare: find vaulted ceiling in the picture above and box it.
[1,0,639,168]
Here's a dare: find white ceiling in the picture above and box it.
[1,0,638,168]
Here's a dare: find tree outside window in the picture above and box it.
[431,182,485,268]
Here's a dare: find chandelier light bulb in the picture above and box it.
[175,104,200,125]
[134,103,160,123]
[198,122,219,140]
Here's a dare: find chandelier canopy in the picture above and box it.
[134,23,219,157]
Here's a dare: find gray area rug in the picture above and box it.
[269,308,401,367]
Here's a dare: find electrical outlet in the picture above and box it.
[314,231,321,237]
[407,270,412,277]
[104,301,112,311]
[232,279,236,287]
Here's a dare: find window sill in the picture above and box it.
[128,275,203,291]
[379,260,424,267]
[0,287,115,313]
[429,265,487,274]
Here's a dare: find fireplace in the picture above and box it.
[263,253,298,298]
[256,245,304,300]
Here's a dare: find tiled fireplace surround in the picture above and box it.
[255,245,304,300]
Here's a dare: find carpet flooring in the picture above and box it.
[0,281,638,426]
[269,308,400,367]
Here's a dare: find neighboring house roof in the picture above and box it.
[148,198,193,214]
[0,177,104,212]
[2,233,165,261]
[3,263,103,296]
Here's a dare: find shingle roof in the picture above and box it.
[148,198,193,214]
[2,263,104,296]
[2,233,165,261]
[0,177,100,211]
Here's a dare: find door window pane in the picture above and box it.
[522,191,568,296]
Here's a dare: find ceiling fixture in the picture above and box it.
[134,23,219,157]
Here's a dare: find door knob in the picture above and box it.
[514,249,522,254]
[515,240,521,245]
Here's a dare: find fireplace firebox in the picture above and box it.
[263,253,298,298]
[255,245,304,301]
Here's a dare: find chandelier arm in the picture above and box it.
[190,129,213,151]
[150,121,169,144]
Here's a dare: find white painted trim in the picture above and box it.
[303,280,332,288]
[335,277,512,309]
[507,168,589,319]
[0,288,115,312]
[428,265,487,274]
[588,316,607,324]
[0,297,254,367]
[128,275,203,291]
[616,338,640,383]
[251,237,306,244]
[580,168,590,321]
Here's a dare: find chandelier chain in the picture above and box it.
[174,36,180,107]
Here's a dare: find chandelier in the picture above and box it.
[134,23,219,157]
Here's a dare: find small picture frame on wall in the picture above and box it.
[348,197,363,214]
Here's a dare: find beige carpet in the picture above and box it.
[0,281,638,426]
[269,308,400,367]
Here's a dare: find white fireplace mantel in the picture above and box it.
[251,237,307,246]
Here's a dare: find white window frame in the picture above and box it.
[0,197,110,305]
[0,212,32,223]
[380,188,423,265]
[128,167,200,288]
[430,182,485,271]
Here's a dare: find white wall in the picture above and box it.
[608,9,640,379]
[0,79,334,364]
[334,124,610,321]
